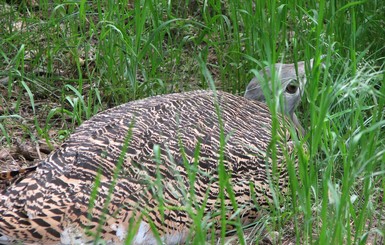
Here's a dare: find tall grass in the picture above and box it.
[0,0,384,244]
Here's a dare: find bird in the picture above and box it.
[0,60,309,245]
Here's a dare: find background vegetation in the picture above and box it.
[0,0,384,244]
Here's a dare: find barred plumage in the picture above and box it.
[0,61,309,245]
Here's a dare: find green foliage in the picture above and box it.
[0,0,384,244]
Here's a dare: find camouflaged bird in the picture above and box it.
[0,60,311,245]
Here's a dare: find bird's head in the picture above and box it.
[244,59,319,134]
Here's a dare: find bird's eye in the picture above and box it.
[285,81,299,94]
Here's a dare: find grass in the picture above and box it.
[1,0,385,244]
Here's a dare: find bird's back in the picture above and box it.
[0,90,298,245]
